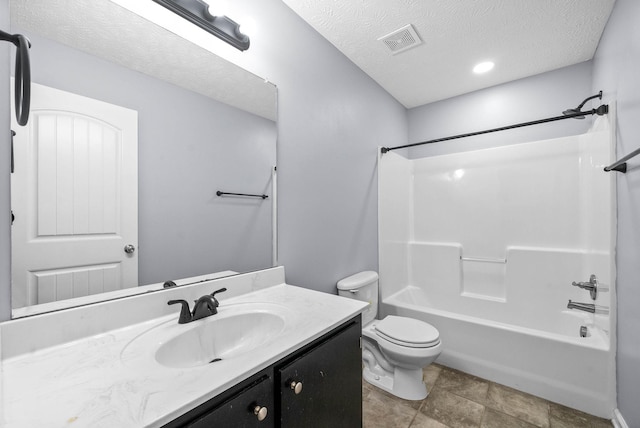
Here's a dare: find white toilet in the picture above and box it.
[337,271,441,400]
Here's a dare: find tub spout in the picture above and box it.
[567,300,595,313]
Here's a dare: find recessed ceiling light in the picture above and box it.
[473,61,494,74]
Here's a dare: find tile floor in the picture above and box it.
[362,364,612,428]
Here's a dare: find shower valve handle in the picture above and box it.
[571,274,598,300]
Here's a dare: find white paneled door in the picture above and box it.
[11,82,138,308]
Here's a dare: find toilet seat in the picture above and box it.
[375,316,440,348]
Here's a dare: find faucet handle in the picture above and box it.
[571,274,598,300]
[210,287,228,306]
[168,299,192,324]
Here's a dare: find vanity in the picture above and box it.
[0,267,367,427]
[167,313,362,427]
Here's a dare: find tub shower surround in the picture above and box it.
[378,116,616,417]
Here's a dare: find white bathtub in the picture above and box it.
[382,285,615,418]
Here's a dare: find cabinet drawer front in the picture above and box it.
[278,320,362,428]
[188,375,275,428]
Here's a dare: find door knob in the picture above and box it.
[289,380,303,395]
[124,244,136,254]
[253,405,268,421]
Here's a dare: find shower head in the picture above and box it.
[562,91,603,119]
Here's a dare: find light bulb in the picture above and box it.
[205,0,228,18]
[473,61,494,74]
[238,17,256,38]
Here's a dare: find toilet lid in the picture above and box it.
[375,316,440,348]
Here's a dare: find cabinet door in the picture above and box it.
[187,375,275,428]
[278,318,362,428]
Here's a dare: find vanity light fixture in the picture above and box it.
[152,0,250,51]
[473,61,494,74]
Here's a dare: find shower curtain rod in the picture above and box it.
[380,103,609,154]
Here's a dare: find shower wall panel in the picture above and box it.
[378,150,412,298]
[380,116,614,301]
[379,115,615,332]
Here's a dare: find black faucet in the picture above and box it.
[167,287,228,324]
[167,299,193,324]
[192,294,219,320]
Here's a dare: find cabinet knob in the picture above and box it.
[289,380,303,395]
[253,405,268,421]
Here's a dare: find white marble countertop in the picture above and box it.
[0,281,367,428]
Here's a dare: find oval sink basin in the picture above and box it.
[121,302,292,369]
[156,311,285,368]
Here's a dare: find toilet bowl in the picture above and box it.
[337,271,442,400]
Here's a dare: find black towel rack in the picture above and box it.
[604,147,640,173]
[216,191,268,200]
[1,28,31,126]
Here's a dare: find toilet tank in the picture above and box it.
[337,271,378,325]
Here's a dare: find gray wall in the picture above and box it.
[407,61,593,158]
[220,1,409,293]
[592,0,640,425]
[1,0,10,320]
[5,31,277,293]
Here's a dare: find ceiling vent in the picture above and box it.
[378,24,422,55]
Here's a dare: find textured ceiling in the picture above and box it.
[9,0,276,121]
[282,0,616,108]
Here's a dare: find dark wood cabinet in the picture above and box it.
[277,317,362,428]
[164,315,362,428]
[187,373,274,428]
[164,368,275,428]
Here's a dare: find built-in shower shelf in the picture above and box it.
[460,256,506,264]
